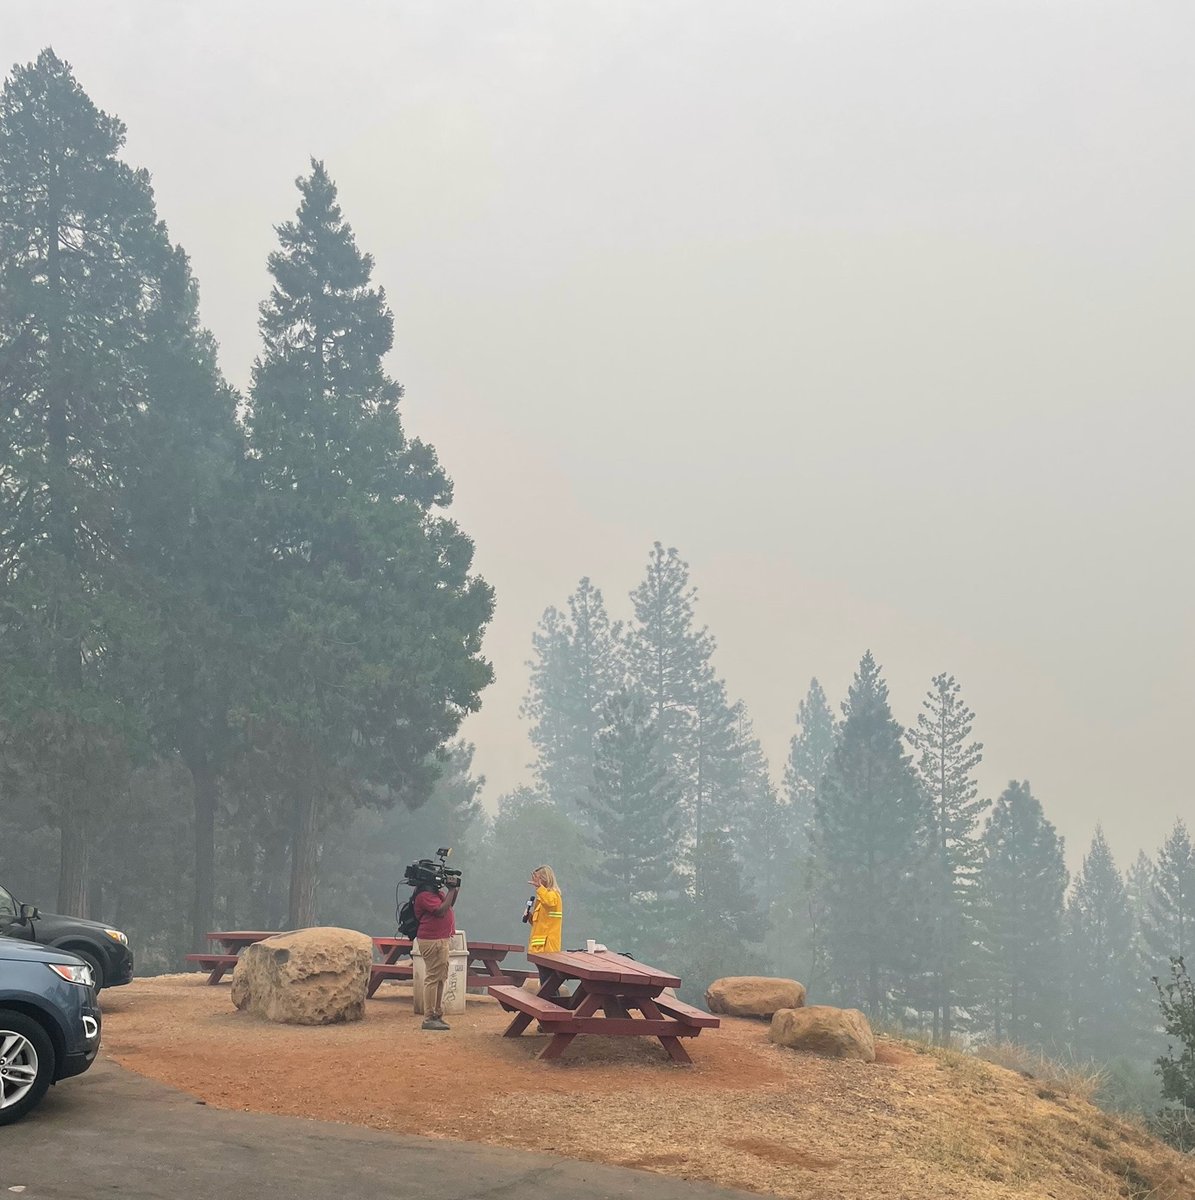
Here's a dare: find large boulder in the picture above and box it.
[769,1005,875,1062]
[231,927,373,1025]
[705,976,806,1019]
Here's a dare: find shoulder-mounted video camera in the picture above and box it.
[402,846,462,891]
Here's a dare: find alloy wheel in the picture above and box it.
[0,1030,39,1111]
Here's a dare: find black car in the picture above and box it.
[0,883,133,993]
[0,938,102,1123]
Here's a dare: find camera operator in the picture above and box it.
[414,874,459,1031]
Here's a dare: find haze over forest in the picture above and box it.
[5,0,1193,871]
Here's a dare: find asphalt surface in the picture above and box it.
[1,1057,758,1200]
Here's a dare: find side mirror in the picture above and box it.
[19,903,39,921]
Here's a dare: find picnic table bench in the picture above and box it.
[184,931,287,984]
[182,952,240,985]
[489,949,718,1063]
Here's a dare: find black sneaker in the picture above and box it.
[422,1016,450,1031]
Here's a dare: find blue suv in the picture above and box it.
[0,938,101,1124]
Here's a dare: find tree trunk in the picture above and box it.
[45,162,90,918]
[87,874,104,923]
[57,800,89,916]
[190,759,217,952]
[288,780,320,928]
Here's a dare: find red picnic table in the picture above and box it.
[368,937,530,997]
[184,930,288,984]
[488,949,718,1063]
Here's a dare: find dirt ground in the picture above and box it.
[101,976,1194,1200]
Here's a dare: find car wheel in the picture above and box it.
[0,1009,55,1126]
[76,951,104,994]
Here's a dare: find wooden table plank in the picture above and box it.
[590,951,682,988]
[531,949,681,988]
[528,951,624,981]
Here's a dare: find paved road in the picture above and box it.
[3,1058,757,1200]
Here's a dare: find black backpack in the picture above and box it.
[397,897,420,940]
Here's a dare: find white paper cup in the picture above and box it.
[586,938,597,953]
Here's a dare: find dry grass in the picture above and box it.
[976,1040,1108,1103]
[99,977,1195,1200]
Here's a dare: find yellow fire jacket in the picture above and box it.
[528,885,563,954]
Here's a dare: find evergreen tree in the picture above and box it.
[1125,849,1157,991]
[521,578,623,821]
[774,678,838,985]
[0,50,209,911]
[1144,820,1195,968]
[782,678,838,858]
[466,787,593,945]
[676,830,767,1000]
[692,674,745,859]
[122,218,247,952]
[812,651,927,1019]
[1126,850,1156,932]
[906,673,985,1043]
[1067,828,1143,1061]
[717,704,782,962]
[972,781,1068,1047]
[625,543,713,830]
[245,161,493,926]
[319,742,485,935]
[579,689,684,960]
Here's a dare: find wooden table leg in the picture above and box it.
[534,985,599,1060]
[536,971,565,999]
[206,964,226,985]
[572,990,602,1019]
[503,1011,534,1038]
[637,997,693,1064]
[538,1032,577,1061]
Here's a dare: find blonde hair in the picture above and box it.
[534,865,559,892]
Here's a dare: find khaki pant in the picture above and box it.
[420,937,450,1018]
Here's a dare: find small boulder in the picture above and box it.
[231,927,372,1025]
[706,976,806,1019]
[769,1005,875,1062]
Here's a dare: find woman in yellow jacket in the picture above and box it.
[525,865,563,984]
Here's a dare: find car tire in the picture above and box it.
[75,950,104,994]
[0,1009,56,1126]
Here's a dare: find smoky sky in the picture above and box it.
[6,1,1193,870]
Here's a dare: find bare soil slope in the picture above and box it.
[100,976,1193,1200]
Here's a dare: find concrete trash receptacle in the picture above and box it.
[412,931,468,1016]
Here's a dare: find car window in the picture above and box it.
[0,886,16,922]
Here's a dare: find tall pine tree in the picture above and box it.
[625,543,713,836]
[906,673,985,1043]
[812,651,927,1019]
[521,578,623,822]
[0,50,220,912]
[1144,820,1194,969]
[1067,827,1142,1061]
[783,678,837,859]
[972,781,1068,1047]
[245,161,493,925]
[579,689,684,960]
[122,224,246,953]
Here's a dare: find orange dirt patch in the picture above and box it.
[100,976,1195,1200]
